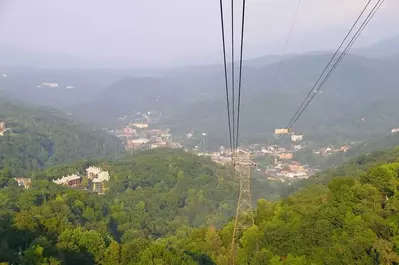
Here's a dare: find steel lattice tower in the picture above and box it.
[231,150,255,264]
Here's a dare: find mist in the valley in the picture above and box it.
[0,0,398,68]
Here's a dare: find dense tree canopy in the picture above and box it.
[0,101,123,176]
[168,148,399,264]
[1,145,399,264]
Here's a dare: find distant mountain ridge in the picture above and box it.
[2,35,399,146]
[354,35,399,58]
[69,51,399,146]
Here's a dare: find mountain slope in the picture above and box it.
[2,144,399,264]
[36,148,284,237]
[354,35,399,58]
[0,99,123,175]
[70,53,399,146]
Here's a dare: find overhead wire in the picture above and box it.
[289,0,385,127]
[271,0,303,88]
[231,0,236,153]
[219,0,247,158]
[275,0,385,145]
[219,0,234,154]
[235,0,247,152]
[279,0,373,136]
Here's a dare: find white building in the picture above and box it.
[130,123,149,129]
[130,138,149,145]
[291,134,303,142]
[41,83,59,88]
[90,169,110,193]
[53,174,81,187]
[14,178,32,188]
[86,166,103,178]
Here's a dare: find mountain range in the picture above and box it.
[1,35,399,147]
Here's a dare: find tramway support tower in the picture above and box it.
[231,149,255,264]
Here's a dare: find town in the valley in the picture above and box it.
[2,99,398,186]
[104,109,392,183]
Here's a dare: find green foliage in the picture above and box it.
[293,133,399,170]
[167,148,399,264]
[0,101,123,176]
[3,145,399,264]
[0,148,237,264]
[104,148,238,238]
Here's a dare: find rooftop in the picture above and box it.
[53,174,80,185]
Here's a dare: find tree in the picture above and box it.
[101,241,121,265]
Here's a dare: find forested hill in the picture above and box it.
[0,148,239,264]
[37,148,240,237]
[0,100,123,176]
[293,132,399,171]
[168,146,399,264]
[2,144,399,263]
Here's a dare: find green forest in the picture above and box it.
[0,101,123,176]
[292,132,399,170]
[1,146,399,264]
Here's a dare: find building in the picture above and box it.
[66,85,75,89]
[274,128,290,135]
[116,131,135,139]
[126,138,149,149]
[150,141,168,149]
[168,142,182,149]
[91,170,110,193]
[124,128,136,134]
[288,164,307,173]
[115,128,136,139]
[291,134,303,142]
[391,128,399,134]
[286,172,308,179]
[41,83,59,88]
[0,122,6,136]
[53,174,81,187]
[160,133,172,141]
[340,146,350,152]
[86,166,102,179]
[130,122,148,129]
[14,178,32,188]
[293,145,302,150]
[278,153,293,160]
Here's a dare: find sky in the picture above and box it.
[0,0,398,68]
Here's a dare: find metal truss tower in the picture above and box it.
[231,150,255,264]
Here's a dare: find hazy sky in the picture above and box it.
[0,0,398,67]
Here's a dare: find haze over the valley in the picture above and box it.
[0,0,399,68]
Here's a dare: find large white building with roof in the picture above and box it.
[53,174,81,187]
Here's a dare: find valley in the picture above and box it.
[0,11,399,263]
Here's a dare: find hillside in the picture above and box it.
[355,35,399,58]
[2,144,399,264]
[0,100,123,176]
[35,148,285,236]
[289,145,399,197]
[68,52,399,146]
[170,148,399,264]
[0,68,128,108]
[0,148,237,263]
[294,131,399,170]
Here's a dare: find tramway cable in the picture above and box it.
[275,0,384,145]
